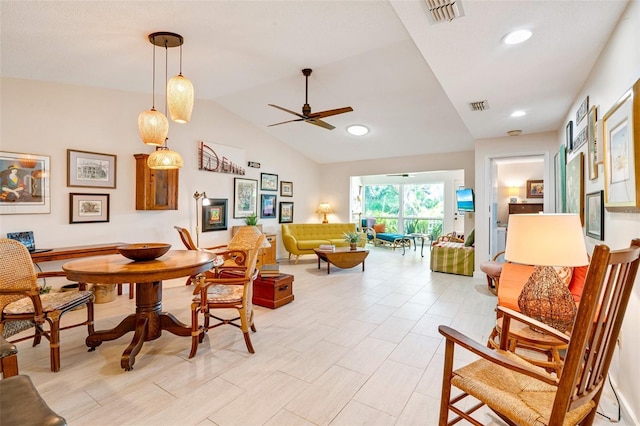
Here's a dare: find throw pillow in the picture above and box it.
[464,229,475,247]
[373,223,386,233]
[553,266,573,287]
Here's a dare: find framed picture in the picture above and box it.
[233,178,258,218]
[69,193,109,224]
[0,151,50,215]
[554,145,566,212]
[279,202,294,223]
[67,149,116,188]
[202,198,228,232]
[576,95,589,125]
[526,180,544,198]
[588,106,599,180]
[566,121,574,152]
[602,79,640,212]
[260,173,278,191]
[586,191,604,240]
[280,181,293,197]
[573,126,587,152]
[260,193,277,218]
[566,152,584,224]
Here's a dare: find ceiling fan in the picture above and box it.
[268,68,353,130]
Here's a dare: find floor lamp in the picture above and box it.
[193,191,210,247]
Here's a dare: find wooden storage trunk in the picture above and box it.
[253,273,294,309]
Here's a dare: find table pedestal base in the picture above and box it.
[86,281,190,371]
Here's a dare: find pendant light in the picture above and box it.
[138,33,168,146]
[146,32,185,170]
[167,35,193,123]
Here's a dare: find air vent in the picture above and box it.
[425,0,465,24]
[468,100,489,111]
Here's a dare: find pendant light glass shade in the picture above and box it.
[138,108,169,146]
[147,147,184,170]
[167,74,194,123]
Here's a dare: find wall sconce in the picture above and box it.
[316,202,333,224]
[193,191,211,247]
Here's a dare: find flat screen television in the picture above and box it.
[456,188,475,212]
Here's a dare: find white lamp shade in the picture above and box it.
[505,214,588,266]
[167,74,194,123]
[147,148,184,170]
[138,109,169,146]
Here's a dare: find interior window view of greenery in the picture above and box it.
[363,183,444,238]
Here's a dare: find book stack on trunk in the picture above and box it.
[259,263,280,277]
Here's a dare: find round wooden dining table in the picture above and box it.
[63,250,216,371]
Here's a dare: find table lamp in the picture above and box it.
[504,214,588,332]
[316,202,333,224]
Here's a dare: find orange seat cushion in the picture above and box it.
[568,264,588,303]
[497,263,534,311]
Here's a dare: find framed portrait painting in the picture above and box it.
[202,198,228,232]
[69,193,109,224]
[233,178,258,218]
[602,79,640,212]
[260,173,278,191]
[261,193,277,218]
[279,202,294,223]
[67,149,116,188]
[585,191,604,240]
[0,151,50,215]
[566,152,584,224]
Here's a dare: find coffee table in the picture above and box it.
[314,247,369,274]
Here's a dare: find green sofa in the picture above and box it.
[281,223,365,264]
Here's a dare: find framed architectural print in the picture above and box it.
[526,180,543,198]
[566,153,584,224]
[260,193,277,218]
[602,79,640,212]
[202,198,228,232]
[233,178,258,218]
[0,151,50,215]
[279,201,294,223]
[67,149,116,188]
[576,95,589,125]
[69,193,109,224]
[585,191,604,240]
[280,181,293,197]
[260,173,278,191]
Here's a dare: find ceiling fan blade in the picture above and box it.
[310,106,354,119]
[306,118,335,130]
[268,104,307,119]
[268,118,305,127]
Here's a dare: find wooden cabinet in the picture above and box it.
[508,203,543,215]
[134,154,178,210]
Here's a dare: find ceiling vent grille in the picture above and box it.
[468,100,489,111]
[425,0,464,24]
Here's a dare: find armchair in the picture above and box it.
[174,225,227,285]
[438,239,640,425]
[0,238,94,372]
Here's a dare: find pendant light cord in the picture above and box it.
[151,35,156,109]
[163,39,170,149]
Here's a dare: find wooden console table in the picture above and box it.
[30,242,127,263]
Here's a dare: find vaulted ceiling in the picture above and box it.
[1,0,629,164]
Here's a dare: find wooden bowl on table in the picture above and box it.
[117,243,171,261]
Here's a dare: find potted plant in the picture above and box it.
[343,231,365,250]
[244,213,258,226]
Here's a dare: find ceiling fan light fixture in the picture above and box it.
[347,125,369,136]
[503,29,533,45]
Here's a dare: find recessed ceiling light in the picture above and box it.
[510,110,526,117]
[503,29,532,45]
[347,125,369,136]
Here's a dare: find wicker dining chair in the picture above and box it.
[189,232,267,357]
[438,238,640,426]
[174,226,227,285]
[0,238,94,372]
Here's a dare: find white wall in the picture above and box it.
[0,78,320,260]
[560,1,640,421]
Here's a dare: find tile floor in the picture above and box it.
[11,246,627,425]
